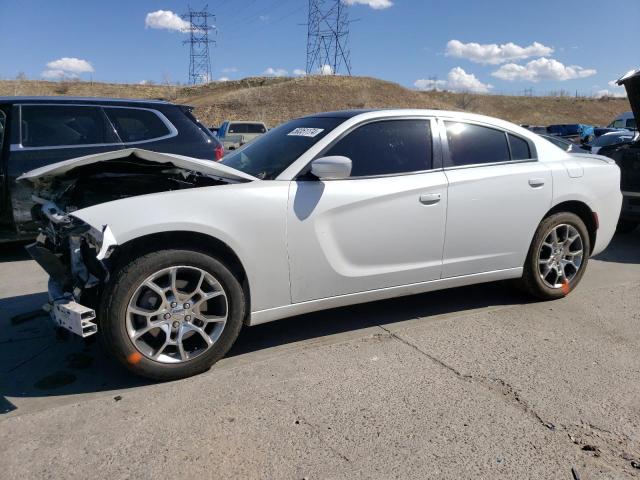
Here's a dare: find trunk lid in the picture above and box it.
[617,69,640,128]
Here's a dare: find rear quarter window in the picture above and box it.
[104,108,172,143]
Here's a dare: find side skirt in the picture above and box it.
[249,267,523,326]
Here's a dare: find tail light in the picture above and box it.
[214,143,224,161]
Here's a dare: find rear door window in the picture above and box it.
[444,121,510,166]
[20,105,118,148]
[104,108,172,143]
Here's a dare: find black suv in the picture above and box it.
[0,97,224,241]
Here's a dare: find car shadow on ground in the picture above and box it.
[0,241,31,263]
[0,230,637,415]
[594,228,640,264]
[0,281,530,414]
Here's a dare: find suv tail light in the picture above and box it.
[214,143,224,161]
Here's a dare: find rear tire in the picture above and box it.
[99,249,245,381]
[520,212,590,300]
[616,219,638,234]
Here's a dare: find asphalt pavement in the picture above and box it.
[1,230,639,479]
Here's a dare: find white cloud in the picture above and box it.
[218,76,230,82]
[46,57,93,74]
[42,69,66,80]
[445,39,553,65]
[342,0,393,9]
[447,67,493,93]
[414,78,447,91]
[415,67,493,93]
[263,67,288,77]
[492,58,596,82]
[593,89,626,99]
[319,64,334,75]
[222,67,238,73]
[145,10,190,32]
[293,69,307,76]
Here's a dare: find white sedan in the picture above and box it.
[21,109,622,380]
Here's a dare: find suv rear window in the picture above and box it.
[104,108,171,143]
[228,123,267,134]
[20,105,117,147]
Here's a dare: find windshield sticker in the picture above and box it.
[287,127,324,138]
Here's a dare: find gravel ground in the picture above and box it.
[1,230,639,479]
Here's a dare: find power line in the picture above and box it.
[306,0,351,75]
[182,6,216,85]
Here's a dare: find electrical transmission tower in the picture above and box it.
[306,0,352,76]
[182,6,216,84]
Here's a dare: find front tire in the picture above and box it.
[99,249,245,380]
[520,212,590,300]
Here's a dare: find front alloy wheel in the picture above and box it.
[126,266,228,363]
[99,249,245,380]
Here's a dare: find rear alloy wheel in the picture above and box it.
[100,249,245,380]
[520,212,590,300]
[537,224,584,289]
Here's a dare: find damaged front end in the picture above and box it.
[27,199,117,337]
[20,148,256,338]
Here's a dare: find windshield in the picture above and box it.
[593,133,635,147]
[220,116,345,179]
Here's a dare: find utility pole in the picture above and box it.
[182,6,216,85]
[306,0,352,76]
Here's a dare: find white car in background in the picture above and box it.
[20,109,622,380]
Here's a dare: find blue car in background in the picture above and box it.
[547,124,595,143]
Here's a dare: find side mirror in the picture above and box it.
[310,156,352,180]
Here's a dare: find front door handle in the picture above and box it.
[419,193,441,205]
[528,178,545,188]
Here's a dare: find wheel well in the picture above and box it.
[545,201,597,254]
[110,231,251,322]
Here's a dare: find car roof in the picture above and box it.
[0,96,173,106]
[305,109,378,119]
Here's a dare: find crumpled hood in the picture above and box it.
[617,69,640,127]
[17,148,258,186]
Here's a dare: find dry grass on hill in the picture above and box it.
[0,76,629,128]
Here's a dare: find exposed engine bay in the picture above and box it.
[18,149,252,337]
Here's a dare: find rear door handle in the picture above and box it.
[528,178,545,188]
[419,193,441,205]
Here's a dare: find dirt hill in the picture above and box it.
[0,76,630,128]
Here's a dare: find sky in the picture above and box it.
[0,0,638,97]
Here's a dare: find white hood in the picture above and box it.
[17,148,258,185]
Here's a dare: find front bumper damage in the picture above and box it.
[27,199,118,338]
